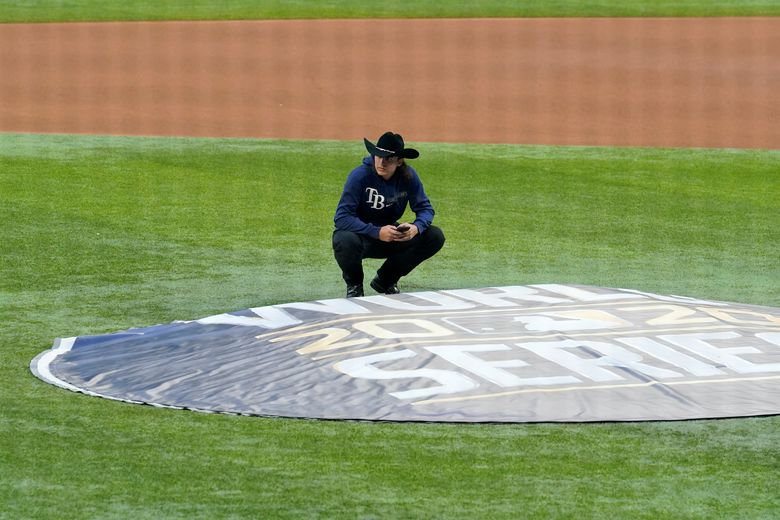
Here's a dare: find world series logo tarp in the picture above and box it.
[31,285,780,422]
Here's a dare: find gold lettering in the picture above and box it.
[700,307,780,326]
[621,304,716,326]
[268,327,370,355]
[352,319,454,339]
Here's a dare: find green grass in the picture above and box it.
[1,133,779,519]
[1,0,780,23]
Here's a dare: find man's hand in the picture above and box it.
[393,223,418,242]
[378,223,419,242]
[379,224,403,242]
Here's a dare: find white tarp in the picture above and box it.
[31,285,780,422]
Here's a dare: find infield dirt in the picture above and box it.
[1,18,778,149]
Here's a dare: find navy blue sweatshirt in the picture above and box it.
[334,156,435,239]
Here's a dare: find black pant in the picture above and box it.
[332,226,445,286]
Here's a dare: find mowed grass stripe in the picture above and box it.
[1,133,779,519]
[2,0,780,22]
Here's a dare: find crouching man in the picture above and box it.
[333,131,445,297]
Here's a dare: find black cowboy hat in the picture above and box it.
[364,131,419,159]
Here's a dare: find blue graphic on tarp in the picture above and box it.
[31,285,780,422]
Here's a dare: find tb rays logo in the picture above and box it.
[365,187,385,209]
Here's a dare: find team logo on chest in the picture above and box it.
[365,187,385,209]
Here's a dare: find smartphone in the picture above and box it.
[395,224,410,232]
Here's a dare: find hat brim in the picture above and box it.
[364,138,419,159]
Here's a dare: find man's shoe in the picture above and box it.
[370,276,400,295]
[346,284,364,298]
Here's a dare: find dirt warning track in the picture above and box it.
[1,18,778,149]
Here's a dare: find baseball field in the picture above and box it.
[2,1,779,519]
